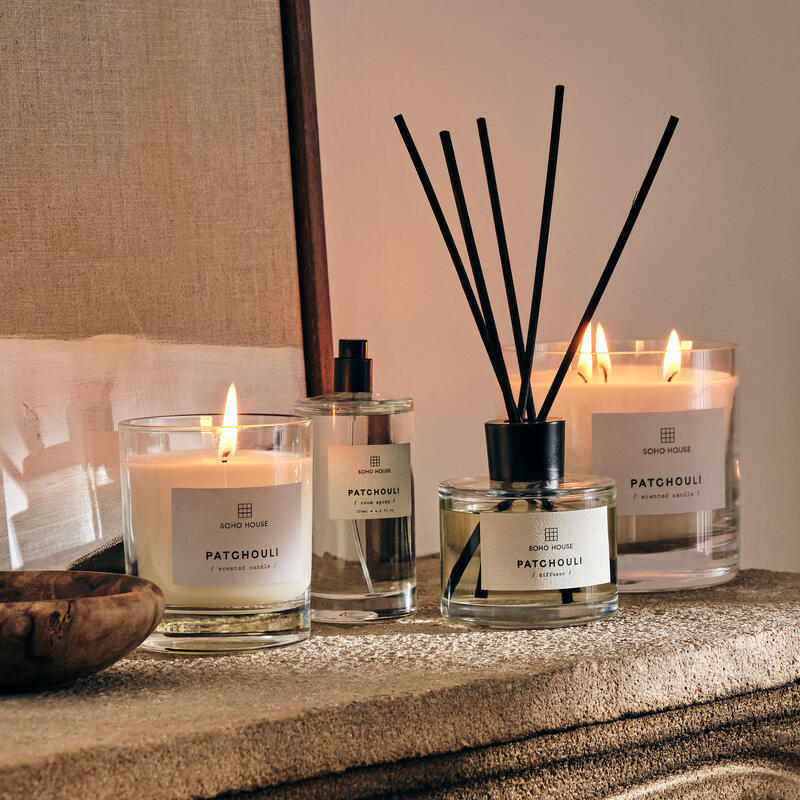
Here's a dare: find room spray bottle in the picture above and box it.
[296,339,415,622]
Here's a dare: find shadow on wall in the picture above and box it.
[0,381,120,569]
[0,335,308,570]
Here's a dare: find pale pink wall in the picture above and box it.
[311,0,800,568]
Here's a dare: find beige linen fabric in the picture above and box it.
[0,0,306,569]
[0,0,302,347]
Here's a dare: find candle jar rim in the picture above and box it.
[118,413,311,432]
[503,339,737,356]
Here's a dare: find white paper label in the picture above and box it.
[171,484,302,586]
[591,408,725,516]
[327,443,412,520]
[480,507,611,591]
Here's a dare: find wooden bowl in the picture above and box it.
[0,571,164,691]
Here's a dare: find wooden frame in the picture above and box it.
[281,0,334,397]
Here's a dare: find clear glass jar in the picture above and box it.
[119,413,311,652]
[295,394,415,622]
[503,339,740,592]
[439,475,617,628]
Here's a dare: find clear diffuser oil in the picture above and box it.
[439,420,617,629]
[296,340,415,622]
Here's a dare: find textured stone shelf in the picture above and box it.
[3,558,800,799]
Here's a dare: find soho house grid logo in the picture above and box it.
[369,455,381,467]
[544,527,559,542]
[660,426,676,444]
[237,503,253,519]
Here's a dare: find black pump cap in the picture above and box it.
[333,339,373,393]
[485,418,565,484]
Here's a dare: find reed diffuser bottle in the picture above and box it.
[396,85,679,628]
[440,420,616,627]
[296,340,414,622]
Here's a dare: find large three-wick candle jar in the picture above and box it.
[504,335,740,592]
[120,405,312,652]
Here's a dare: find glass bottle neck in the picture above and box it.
[489,477,561,492]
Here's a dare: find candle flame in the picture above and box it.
[596,323,611,383]
[218,383,238,460]
[663,330,681,382]
[577,323,592,383]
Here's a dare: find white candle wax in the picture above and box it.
[124,449,312,607]
[510,365,738,475]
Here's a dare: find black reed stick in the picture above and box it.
[394,114,520,423]
[476,117,536,422]
[517,85,564,419]
[537,114,679,421]
[440,131,520,424]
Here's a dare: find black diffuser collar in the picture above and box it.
[333,339,373,393]
[485,418,565,484]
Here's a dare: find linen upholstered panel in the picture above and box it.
[0,0,306,569]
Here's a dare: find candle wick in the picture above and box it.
[667,371,678,382]
[577,371,589,384]
[601,365,608,383]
